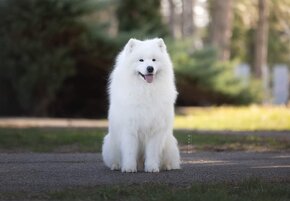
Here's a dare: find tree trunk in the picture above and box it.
[181,0,195,38]
[168,0,176,38]
[253,0,269,78]
[209,0,233,61]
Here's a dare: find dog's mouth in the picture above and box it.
[138,72,154,83]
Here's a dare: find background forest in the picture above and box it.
[0,0,289,118]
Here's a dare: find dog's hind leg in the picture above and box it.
[102,134,121,170]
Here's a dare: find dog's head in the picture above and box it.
[123,38,171,84]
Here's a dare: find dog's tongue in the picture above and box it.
[144,74,154,83]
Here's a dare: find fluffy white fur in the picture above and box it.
[102,38,180,173]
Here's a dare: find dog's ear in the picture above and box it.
[157,38,166,51]
[125,38,140,54]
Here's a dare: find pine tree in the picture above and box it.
[169,41,260,105]
[0,0,115,116]
[116,0,168,37]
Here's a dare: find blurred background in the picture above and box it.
[0,0,289,118]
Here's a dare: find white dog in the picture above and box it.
[102,38,180,172]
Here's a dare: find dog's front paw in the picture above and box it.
[121,167,137,173]
[121,164,137,173]
[162,163,180,171]
[110,164,121,171]
[145,164,159,173]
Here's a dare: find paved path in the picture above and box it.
[0,152,290,192]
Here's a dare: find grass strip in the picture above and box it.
[1,180,290,201]
[0,128,289,152]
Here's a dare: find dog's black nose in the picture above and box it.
[147,66,154,73]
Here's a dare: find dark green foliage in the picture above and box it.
[116,0,168,37]
[50,30,119,118]
[0,0,119,116]
[169,40,261,105]
[0,0,85,115]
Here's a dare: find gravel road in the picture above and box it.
[0,152,290,192]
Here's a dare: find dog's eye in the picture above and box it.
[152,59,156,62]
[139,59,144,62]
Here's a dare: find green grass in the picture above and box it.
[0,128,289,152]
[174,106,290,131]
[175,131,290,152]
[1,180,290,201]
[0,128,105,152]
